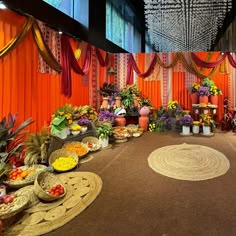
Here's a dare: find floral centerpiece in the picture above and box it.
[167,100,182,117]
[73,105,98,123]
[197,86,210,97]
[179,115,193,126]
[189,81,200,93]
[50,104,74,135]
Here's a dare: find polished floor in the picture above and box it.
[46,129,236,236]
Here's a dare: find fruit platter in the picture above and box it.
[82,136,101,152]
[0,194,29,219]
[112,126,131,143]
[63,142,89,158]
[3,164,47,188]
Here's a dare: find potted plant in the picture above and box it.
[189,81,200,104]
[192,121,201,134]
[197,86,210,104]
[210,85,222,105]
[50,104,74,138]
[77,117,91,133]
[200,114,216,135]
[97,110,117,126]
[179,115,193,135]
[95,124,113,148]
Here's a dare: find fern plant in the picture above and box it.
[24,128,50,166]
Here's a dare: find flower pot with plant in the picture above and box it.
[197,86,210,104]
[96,124,112,148]
[200,114,216,135]
[50,104,74,139]
[77,117,91,133]
[210,85,222,105]
[179,115,193,135]
[189,81,200,104]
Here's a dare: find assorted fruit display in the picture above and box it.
[47,184,65,197]
[8,168,36,181]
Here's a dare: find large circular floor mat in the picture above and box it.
[148,143,230,181]
[4,172,102,236]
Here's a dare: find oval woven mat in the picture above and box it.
[4,172,102,235]
[148,143,230,181]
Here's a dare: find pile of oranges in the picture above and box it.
[8,168,36,181]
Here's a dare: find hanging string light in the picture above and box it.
[144,0,232,52]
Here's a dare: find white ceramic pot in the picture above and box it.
[182,125,190,135]
[80,126,88,133]
[71,130,80,136]
[192,125,200,134]
[99,136,109,148]
[203,125,211,135]
[57,127,68,139]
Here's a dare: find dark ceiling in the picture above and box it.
[3,0,236,53]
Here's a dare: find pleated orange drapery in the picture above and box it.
[0,10,90,133]
[136,53,162,109]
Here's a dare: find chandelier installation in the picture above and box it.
[144,0,232,52]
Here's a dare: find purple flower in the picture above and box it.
[180,115,193,126]
[78,117,90,126]
[197,86,210,96]
[98,110,116,122]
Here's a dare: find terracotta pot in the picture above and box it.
[139,106,150,116]
[210,95,218,105]
[115,96,121,107]
[190,92,199,104]
[138,115,149,131]
[115,116,126,126]
[199,95,209,104]
[101,97,109,109]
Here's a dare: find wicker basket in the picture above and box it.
[63,142,89,157]
[3,164,47,189]
[33,172,66,202]
[48,148,79,172]
[82,136,101,152]
[0,195,29,220]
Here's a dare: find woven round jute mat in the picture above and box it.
[148,143,230,181]
[4,172,102,236]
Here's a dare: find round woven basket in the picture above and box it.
[33,172,66,202]
[48,148,79,172]
[82,136,101,152]
[63,142,89,157]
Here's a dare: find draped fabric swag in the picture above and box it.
[0,9,235,132]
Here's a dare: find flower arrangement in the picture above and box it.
[210,85,222,96]
[98,110,116,123]
[73,105,98,122]
[98,82,120,97]
[167,100,179,110]
[197,86,210,97]
[179,115,193,126]
[200,114,216,127]
[77,117,90,126]
[50,104,74,135]
[189,81,200,93]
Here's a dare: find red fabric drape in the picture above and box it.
[226,52,236,68]
[60,35,91,97]
[95,48,109,67]
[126,53,157,84]
[191,52,226,68]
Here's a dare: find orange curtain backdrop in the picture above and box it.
[0,10,89,132]
[136,53,161,109]
[172,72,192,111]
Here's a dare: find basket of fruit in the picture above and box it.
[0,194,29,220]
[63,142,89,158]
[48,148,79,172]
[4,165,47,188]
[81,136,101,152]
[33,172,66,202]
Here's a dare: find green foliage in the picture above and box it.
[96,124,112,139]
